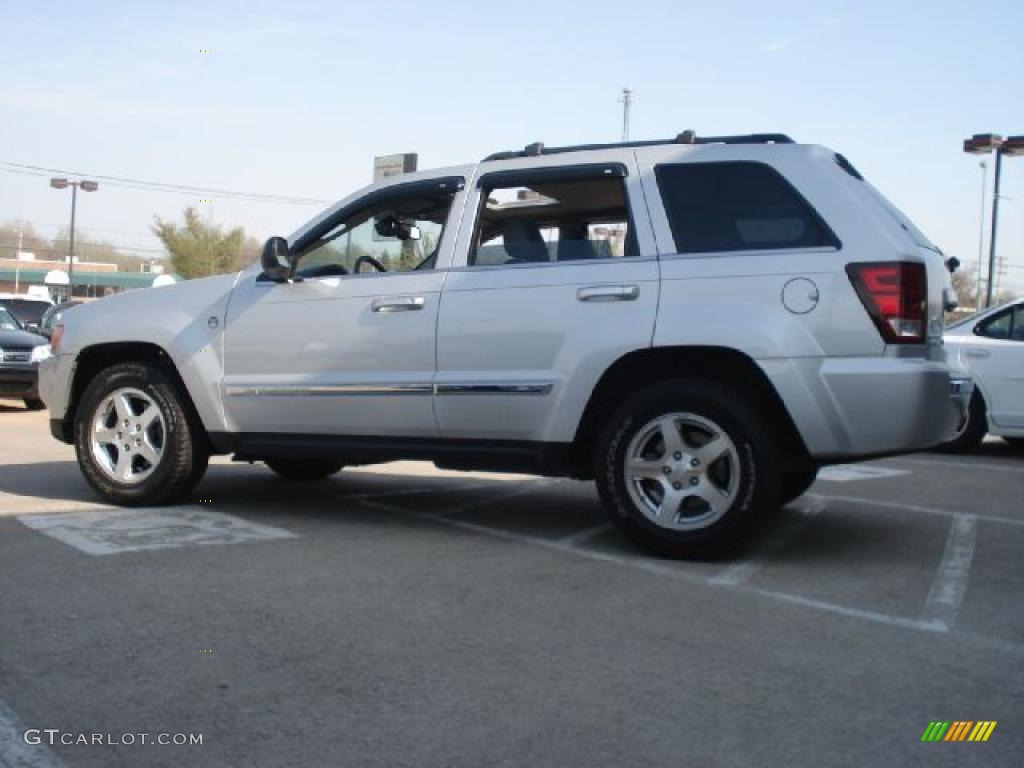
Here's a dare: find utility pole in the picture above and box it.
[15,222,24,292]
[620,88,633,142]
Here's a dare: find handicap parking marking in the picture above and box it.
[817,464,909,482]
[17,507,296,556]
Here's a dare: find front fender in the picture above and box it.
[60,274,241,434]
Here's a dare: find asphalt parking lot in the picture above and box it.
[0,402,1021,767]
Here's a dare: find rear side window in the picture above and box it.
[470,170,637,267]
[654,162,838,254]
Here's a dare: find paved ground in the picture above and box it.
[0,401,1021,767]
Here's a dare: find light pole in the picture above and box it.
[963,133,1024,307]
[50,177,99,300]
[975,160,987,310]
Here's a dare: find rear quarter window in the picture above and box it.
[654,161,839,254]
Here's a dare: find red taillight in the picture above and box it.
[846,262,927,344]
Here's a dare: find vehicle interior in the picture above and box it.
[296,192,454,278]
[472,175,636,266]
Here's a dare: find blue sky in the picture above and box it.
[1,0,1022,289]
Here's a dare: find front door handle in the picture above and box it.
[577,284,640,302]
[965,348,991,359]
[371,296,425,313]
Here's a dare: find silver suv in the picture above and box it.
[39,132,970,556]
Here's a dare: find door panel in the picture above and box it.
[222,271,442,436]
[434,150,659,443]
[221,175,468,437]
[956,309,1024,428]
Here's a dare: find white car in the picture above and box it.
[39,131,968,557]
[942,298,1024,451]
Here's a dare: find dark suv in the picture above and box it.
[0,305,50,410]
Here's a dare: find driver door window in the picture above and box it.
[297,192,453,279]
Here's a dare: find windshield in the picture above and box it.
[0,306,21,330]
[0,299,51,325]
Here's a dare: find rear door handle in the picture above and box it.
[371,296,425,313]
[965,348,991,359]
[577,284,640,302]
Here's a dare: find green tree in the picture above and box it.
[152,208,246,278]
[950,265,978,311]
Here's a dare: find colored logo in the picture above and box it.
[921,721,997,742]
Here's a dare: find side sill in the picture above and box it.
[208,432,574,477]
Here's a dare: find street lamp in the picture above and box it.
[49,176,99,299]
[975,160,987,311]
[963,133,1024,307]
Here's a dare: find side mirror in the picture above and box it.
[945,256,960,274]
[261,236,293,281]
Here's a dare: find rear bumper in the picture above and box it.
[762,356,969,460]
[0,366,39,399]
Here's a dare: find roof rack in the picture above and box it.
[483,132,795,161]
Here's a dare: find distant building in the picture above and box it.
[0,255,177,300]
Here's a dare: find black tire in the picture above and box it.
[933,392,987,454]
[24,398,46,411]
[265,458,344,481]
[780,467,818,506]
[74,362,209,506]
[595,378,781,559]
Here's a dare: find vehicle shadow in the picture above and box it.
[0,460,878,564]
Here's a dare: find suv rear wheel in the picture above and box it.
[74,363,209,505]
[265,458,344,481]
[595,379,780,558]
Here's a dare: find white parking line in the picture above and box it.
[742,586,938,633]
[373,497,1024,654]
[892,456,1024,475]
[817,465,909,482]
[557,522,613,547]
[809,493,1023,528]
[920,513,978,632]
[0,699,67,768]
[709,496,826,587]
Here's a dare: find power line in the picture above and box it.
[0,160,332,206]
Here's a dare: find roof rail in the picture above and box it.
[483,132,795,161]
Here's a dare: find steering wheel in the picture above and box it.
[354,255,388,274]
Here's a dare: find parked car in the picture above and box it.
[0,305,50,410]
[39,131,969,556]
[36,302,79,340]
[0,294,54,335]
[940,298,1024,452]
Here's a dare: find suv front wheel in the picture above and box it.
[595,379,780,558]
[74,362,209,505]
